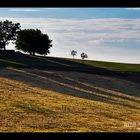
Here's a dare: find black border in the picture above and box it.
[0,0,140,7]
[0,132,140,139]
[0,0,140,139]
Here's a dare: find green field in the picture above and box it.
[70,59,140,73]
[0,52,140,73]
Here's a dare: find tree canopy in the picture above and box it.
[81,52,88,60]
[71,50,77,59]
[0,20,21,50]
[15,29,52,56]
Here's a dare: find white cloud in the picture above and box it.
[125,8,140,10]
[8,8,59,12]
[43,8,59,10]
[0,17,140,63]
[9,8,41,12]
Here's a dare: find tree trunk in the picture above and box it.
[3,43,6,50]
[2,42,6,50]
[3,46,6,50]
[33,52,35,56]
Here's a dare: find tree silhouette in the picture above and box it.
[81,52,88,60]
[71,50,77,59]
[15,29,52,56]
[0,20,21,50]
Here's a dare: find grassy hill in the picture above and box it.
[0,74,140,132]
[0,52,140,73]
[0,52,140,132]
[70,59,140,73]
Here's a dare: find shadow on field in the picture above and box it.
[38,56,140,84]
[0,52,140,84]
[1,67,140,110]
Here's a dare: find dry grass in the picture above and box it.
[0,75,140,132]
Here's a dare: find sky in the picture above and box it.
[0,8,140,63]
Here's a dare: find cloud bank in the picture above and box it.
[1,17,140,63]
[125,8,140,10]
[8,9,41,12]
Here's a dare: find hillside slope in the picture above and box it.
[0,52,140,73]
[0,67,140,132]
[0,52,140,132]
[0,52,140,84]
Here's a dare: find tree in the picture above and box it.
[15,29,52,56]
[0,20,21,50]
[81,52,88,60]
[71,50,77,59]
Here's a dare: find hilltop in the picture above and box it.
[0,51,140,72]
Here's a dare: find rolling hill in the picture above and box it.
[0,51,140,132]
[0,51,140,73]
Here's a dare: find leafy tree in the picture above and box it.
[81,52,88,60]
[0,20,21,50]
[71,50,77,59]
[15,29,52,56]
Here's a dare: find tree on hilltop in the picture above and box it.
[0,20,21,50]
[81,52,88,60]
[15,29,52,56]
[71,50,77,59]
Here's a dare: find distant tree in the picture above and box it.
[0,20,21,50]
[71,50,77,59]
[81,52,88,60]
[15,29,52,56]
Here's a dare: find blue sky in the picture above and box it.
[0,8,140,63]
[1,8,140,19]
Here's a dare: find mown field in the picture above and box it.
[0,52,140,132]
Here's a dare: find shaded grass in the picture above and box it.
[0,58,28,67]
[69,58,140,73]
[13,102,56,116]
[0,52,140,73]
